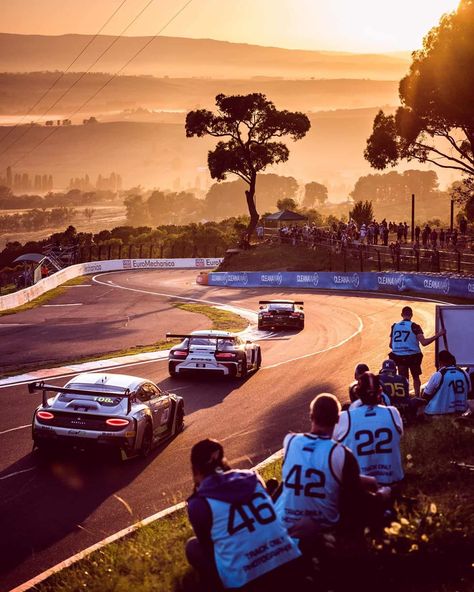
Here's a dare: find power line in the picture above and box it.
[0,0,156,159]
[7,0,195,171]
[0,0,129,146]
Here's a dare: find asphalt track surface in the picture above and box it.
[0,270,439,591]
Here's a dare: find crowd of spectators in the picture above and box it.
[184,323,472,590]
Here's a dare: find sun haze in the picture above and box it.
[0,0,460,52]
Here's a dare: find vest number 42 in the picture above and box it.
[227,492,276,536]
[284,464,326,498]
[355,428,393,456]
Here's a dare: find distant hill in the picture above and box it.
[0,33,410,80]
[0,72,400,116]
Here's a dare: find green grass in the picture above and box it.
[34,418,473,592]
[2,302,248,377]
[0,275,89,317]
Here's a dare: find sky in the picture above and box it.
[1,0,460,53]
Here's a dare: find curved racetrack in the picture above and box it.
[0,270,440,591]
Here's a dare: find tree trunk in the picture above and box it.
[245,174,259,238]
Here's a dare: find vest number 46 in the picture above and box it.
[284,464,326,498]
[227,492,276,536]
[355,428,393,456]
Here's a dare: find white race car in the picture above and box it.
[167,330,261,379]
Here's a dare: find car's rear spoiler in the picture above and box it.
[166,333,238,353]
[259,300,304,305]
[28,381,132,414]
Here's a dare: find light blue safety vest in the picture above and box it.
[275,434,344,530]
[390,320,421,355]
[425,366,470,415]
[207,481,300,588]
[337,405,403,485]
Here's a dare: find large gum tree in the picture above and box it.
[365,0,474,183]
[185,93,310,237]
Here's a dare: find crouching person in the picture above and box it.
[186,439,301,591]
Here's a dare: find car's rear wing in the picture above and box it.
[259,300,304,306]
[28,381,132,414]
[166,333,238,352]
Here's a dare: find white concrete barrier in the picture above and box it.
[0,258,222,312]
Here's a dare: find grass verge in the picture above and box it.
[2,302,248,377]
[34,418,473,592]
[0,275,89,317]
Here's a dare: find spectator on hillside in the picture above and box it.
[459,217,468,235]
[430,246,440,272]
[403,222,408,242]
[430,229,438,248]
[186,439,301,590]
[440,228,446,249]
[423,350,471,415]
[415,225,421,242]
[334,372,404,486]
[275,394,391,546]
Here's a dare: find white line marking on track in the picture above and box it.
[0,324,32,327]
[42,303,82,307]
[0,424,30,435]
[0,467,35,481]
[64,284,91,287]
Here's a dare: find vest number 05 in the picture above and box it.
[227,492,276,536]
[355,428,393,456]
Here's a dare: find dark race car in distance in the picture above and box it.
[167,330,261,379]
[258,299,305,330]
[29,372,184,459]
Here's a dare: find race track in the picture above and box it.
[0,270,439,591]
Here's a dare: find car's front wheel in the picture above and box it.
[175,403,185,433]
[256,348,262,370]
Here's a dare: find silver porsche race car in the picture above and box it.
[29,372,184,458]
[167,330,262,379]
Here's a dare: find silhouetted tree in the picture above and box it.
[303,182,328,207]
[276,197,297,211]
[186,93,310,236]
[365,1,474,186]
[349,200,374,226]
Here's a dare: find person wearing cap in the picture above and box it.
[348,363,369,403]
[349,362,391,410]
[185,439,301,590]
[274,394,391,547]
[378,359,423,424]
[389,305,445,397]
[334,372,404,486]
[423,350,471,415]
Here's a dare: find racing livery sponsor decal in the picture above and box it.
[423,277,450,295]
[122,259,132,269]
[260,272,283,286]
[132,259,176,268]
[195,258,205,268]
[226,272,249,286]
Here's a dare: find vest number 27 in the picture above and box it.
[393,330,410,342]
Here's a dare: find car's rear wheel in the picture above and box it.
[256,348,262,370]
[140,424,153,458]
[298,320,305,330]
[168,362,177,378]
[175,404,185,433]
[257,322,263,330]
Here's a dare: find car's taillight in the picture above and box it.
[262,313,272,317]
[215,352,237,359]
[290,313,301,317]
[106,418,129,427]
[172,350,188,357]
[37,410,54,420]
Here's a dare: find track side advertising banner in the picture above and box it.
[208,271,474,300]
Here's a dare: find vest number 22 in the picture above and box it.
[355,428,393,456]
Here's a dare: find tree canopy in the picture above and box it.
[185,93,310,235]
[303,182,328,207]
[365,0,474,181]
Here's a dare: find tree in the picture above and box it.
[276,197,297,211]
[349,200,374,226]
[365,0,474,185]
[186,93,310,236]
[303,182,328,207]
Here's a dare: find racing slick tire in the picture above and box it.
[298,321,305,330]
[240,358,248,379]
[175,403,185,433]
[257,322,263,331]
[256,348,262,370]
[168,362,177,378]
[140,424,153,458]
